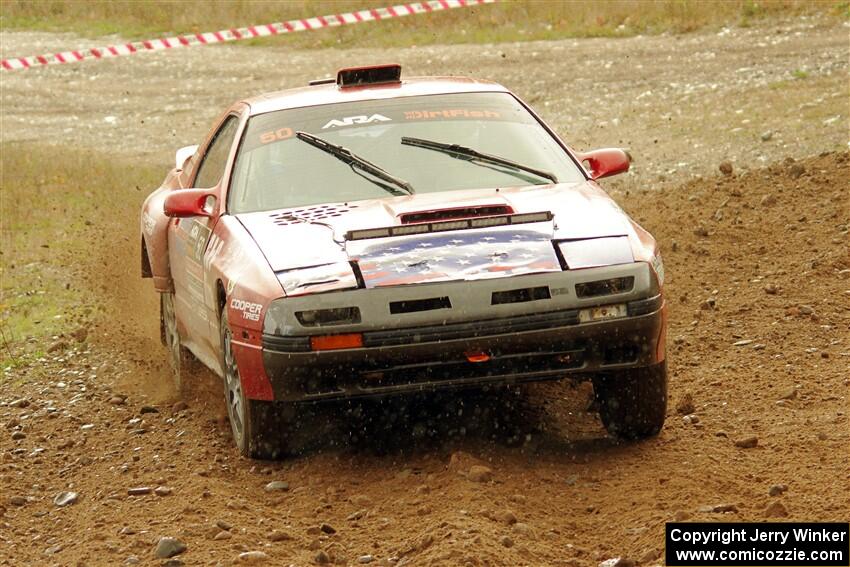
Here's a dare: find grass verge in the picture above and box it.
[0,143,164,372]
[1,0,846,49]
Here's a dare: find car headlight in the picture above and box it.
[556,236,634,269]
[650,252,665,286]
[295,307,361,327]
[276,262,359,296]
[575,276,635,298]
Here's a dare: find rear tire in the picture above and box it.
[220,306,296,459]
[592,361,667,440]
[160,292,191,392]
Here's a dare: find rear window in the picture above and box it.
[228,92,584,213]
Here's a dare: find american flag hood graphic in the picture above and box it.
[346,222,560,288]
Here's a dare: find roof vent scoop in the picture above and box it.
[337,64,402,88]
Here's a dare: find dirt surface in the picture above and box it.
[1,19,849,567]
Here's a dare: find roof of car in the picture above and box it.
[244,76,510,116]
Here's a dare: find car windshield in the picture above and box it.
[228,92,585,213]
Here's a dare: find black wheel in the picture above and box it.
[220,307,295,459]
[160,292,192,392]
[592,361,668,440]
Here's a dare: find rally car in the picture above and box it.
[141,64,668,458]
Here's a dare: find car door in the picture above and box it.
[168,114,240,364]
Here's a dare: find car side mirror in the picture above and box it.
[175,145,199,170]
[163,189,216,218]
[578,148,631,180]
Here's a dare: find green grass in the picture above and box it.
[0,143,163,369]
[0,0,844,49]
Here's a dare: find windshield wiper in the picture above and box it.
[296,131,414,195]
[401,136,558,184]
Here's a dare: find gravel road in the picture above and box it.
[1,15,847,183]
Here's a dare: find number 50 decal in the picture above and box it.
[260,127,294,144]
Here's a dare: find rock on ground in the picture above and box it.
[154,537,187,559]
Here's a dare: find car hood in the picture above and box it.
[236,182,636,293]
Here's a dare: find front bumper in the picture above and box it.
[261,295,665,402]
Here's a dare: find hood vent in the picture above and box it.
[399,205,514,225]
[270,204,359,226]
[346,211,553,241]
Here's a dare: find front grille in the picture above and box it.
[389,296,452,314]
[491,286,551,305]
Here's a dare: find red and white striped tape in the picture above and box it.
[1,0,496,71]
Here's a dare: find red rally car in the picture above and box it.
[140,65,668,458]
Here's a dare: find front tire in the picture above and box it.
[592,361,668,440]
[220,307,295,459]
